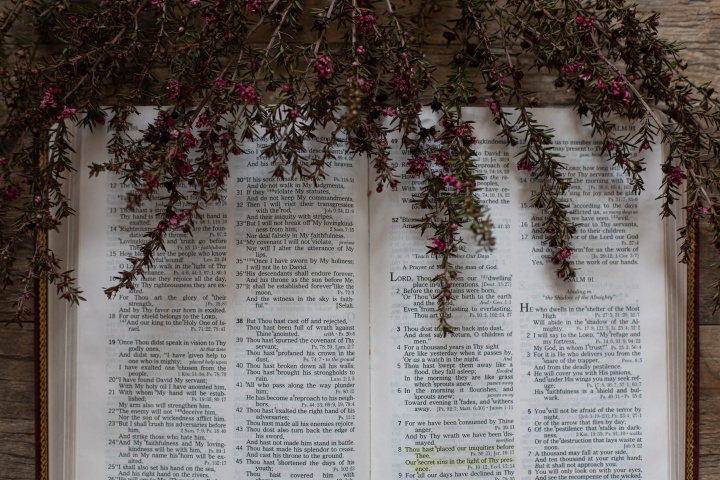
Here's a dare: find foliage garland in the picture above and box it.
[0,0,718,332]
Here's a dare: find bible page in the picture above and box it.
[369,108,673,480]
[53,108,370,480]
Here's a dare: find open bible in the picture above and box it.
[42,108,696,480]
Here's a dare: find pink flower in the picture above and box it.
[58,107,76,119]
[485,98,501,117]
[204,155,229,180]
[608,76,632,105]
[359,77,374,94]
[1,187,22,201]
[555,248,573,261]
[353,8,377,34]
[189,0,200,5]
[563,63,583,74]
[169,213,186,227]
[184,129,198,148]
[430,237,446,251]
[431,150,450,171]
[214,77,229,91]
[611,77,627,98]
[407,157,427,176]
[315,54,334,79]
[39,87,59,110]
[196,112,211,128]
[594,79,606,89]
[175,159,194,176]
[391,68,412,95]
[356,46,365,55]
[456,123,477,145]
[441,174,462,189]
[575,15,597,31]
[667,166,687,186]
[166,79,187,101]
[382,107,397,118]
[234,84,261,104]
[246,0,262,13]
[517,157,534,171]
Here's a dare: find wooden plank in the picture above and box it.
[0,324,35,479]
[698,223,720,326]
[699,325,720,478]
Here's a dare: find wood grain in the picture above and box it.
[0,323,36,479]
[3,1,720,479]
[700,327,720,479]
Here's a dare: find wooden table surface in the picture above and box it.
[3,0,720,478]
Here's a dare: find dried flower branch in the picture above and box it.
[1,0,719,327]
